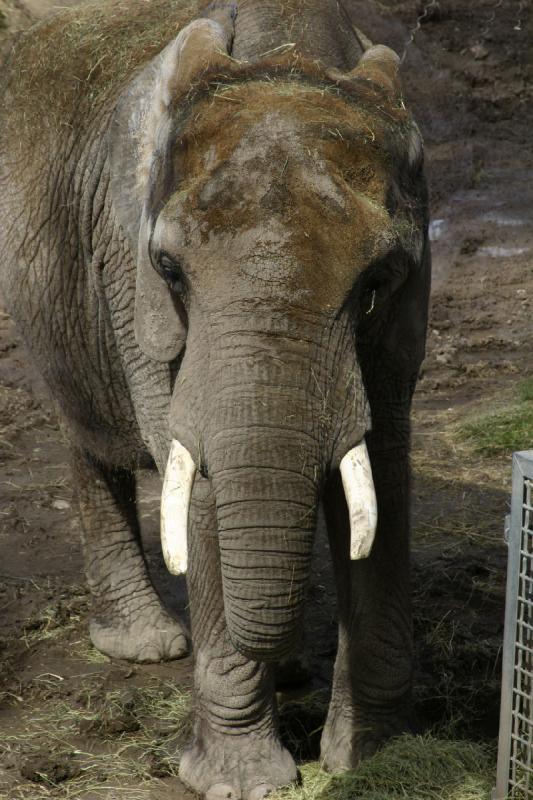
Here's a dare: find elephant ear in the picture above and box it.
[327,41,401,100]
[108,11,235,361]
[351,44,401,95]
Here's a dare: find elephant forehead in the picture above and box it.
[198,112,347,203]
[176,84,392,206]
[156,85,396,307]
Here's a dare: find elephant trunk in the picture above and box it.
[209,423,320,662]
[167,307,376,661]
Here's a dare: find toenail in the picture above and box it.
[248,784,276,800]
[206,782,240,800]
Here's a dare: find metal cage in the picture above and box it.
[494,451,533,799]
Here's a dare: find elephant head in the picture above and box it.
[109,8,427,662]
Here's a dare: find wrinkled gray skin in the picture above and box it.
[0,0,430,796]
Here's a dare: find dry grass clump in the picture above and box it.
[21,594,88,646]
[413,503,502,548]
[72,638,111,663]
[274,735,495,800]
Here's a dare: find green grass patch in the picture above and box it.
[274,735,495,800]
[458,379,533,455]
[519,377,533,403]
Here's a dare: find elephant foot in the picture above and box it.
[179,729,297,799]
[320,703,409,772]
[90,597,188,662]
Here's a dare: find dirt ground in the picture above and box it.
[1,0,532,797]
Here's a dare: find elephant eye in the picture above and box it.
[158,252,186,295]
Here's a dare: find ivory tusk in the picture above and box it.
[161,439,196,575]
[340,441,378,560]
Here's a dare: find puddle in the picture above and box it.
[481,212,527,226]
[429,219,447,242]
[478,246,530,258]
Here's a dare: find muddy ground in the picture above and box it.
[1,0,532,797]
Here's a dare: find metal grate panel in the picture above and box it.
[494,451,533,799]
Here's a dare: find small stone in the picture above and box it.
[470,44,489,60]
[51,499,70,510]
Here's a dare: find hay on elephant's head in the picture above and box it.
[2,0,199,127]
[1,0,411,142]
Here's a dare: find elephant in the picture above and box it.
[0,0,430,796]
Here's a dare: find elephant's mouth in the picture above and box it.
[160,438,377,576]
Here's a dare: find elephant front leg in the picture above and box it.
[72,449,188,662]
[320,454,413,772]
[180,474,297,800]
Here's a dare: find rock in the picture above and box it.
[470,44,489,60]
[51,498,70,510]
